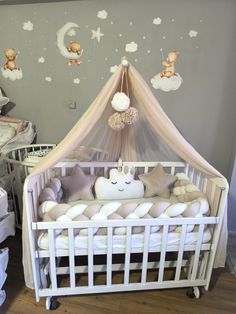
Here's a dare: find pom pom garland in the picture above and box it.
[108,67,139,131]
[111,92,130,112]
[108,107,139,131]
[108,112,125,131]
[108,92,139,131]
[121,107,139,125]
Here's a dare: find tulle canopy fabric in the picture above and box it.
[29,62,222,177]
[23,60,228,289]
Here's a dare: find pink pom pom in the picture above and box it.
[121,107,139,125]
[108,112,125,131]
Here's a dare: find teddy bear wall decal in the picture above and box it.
[57,22,83,66]
[151,50,183,92]
[160,50,179,78]
[1,48,23,81]
[67,41,82,66]
[4,48,18,71]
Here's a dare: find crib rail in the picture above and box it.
[32,216,218,299]
[53,160,186,178]
[23,160,228,306]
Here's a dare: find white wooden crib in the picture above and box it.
[23,161,228,310]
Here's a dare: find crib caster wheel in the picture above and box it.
[186,287,201,299]
[46,297,60,310]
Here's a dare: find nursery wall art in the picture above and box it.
[151,50,183,92]
[1,48,23,81]
[0,0,235,178]
[91,27,104,43]
[56,22,83,66]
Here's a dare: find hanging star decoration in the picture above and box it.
[91,27,104,43]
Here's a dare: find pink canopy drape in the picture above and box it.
[29,63,222,178]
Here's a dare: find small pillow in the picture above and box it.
[138,164,177,198]
[61,164,96,202]
[0,124,15,146]
[95,166,144,200]
[0,116,26,133]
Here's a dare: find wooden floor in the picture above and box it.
[1,230,236,314]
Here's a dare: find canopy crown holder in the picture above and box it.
[121,56,129,68]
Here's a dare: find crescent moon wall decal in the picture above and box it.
[56,22,81,60]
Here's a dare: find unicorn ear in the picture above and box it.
[130,166,135,176]
[123,165,129,174]
[110,168,119,178]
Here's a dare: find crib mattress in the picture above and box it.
[38,228,211,251]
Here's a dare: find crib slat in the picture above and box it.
[68,228,76,289]
[18,149,22,161]
[141,225,150,284]
[46,169,50,183]
[104,167,108,178]
[185,163,189,176]
[39,175,44,191]
[174,224,187,281]
[211,183,217,208]
[48,229,57,289]
[158,225,168,282]
[124,226,132,285]
[190,168,195,182]
[191,224,205,280]
[88,228,94,287]
[195,172,201,189]
[61,167,66,177]
[202,178,208,194]
[211,185,221,216]
[107,227,113,286]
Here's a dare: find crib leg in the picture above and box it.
[186,287,201,299]
[45,297,60,310]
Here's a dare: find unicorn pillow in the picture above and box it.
[95,166,144,200]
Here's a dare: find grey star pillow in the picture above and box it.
[61,164,96,202]
[139,163,177,198]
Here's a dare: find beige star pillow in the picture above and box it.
[61,164,96,202]
[139,164,177,198]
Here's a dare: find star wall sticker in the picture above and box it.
[91,27,104,43]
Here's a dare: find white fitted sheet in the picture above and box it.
[38,228,211,251]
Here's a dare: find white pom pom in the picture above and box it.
[111,92,130,111]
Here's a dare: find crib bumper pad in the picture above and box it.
[37,197,210,249]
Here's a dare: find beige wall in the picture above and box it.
[0,0,236,177]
